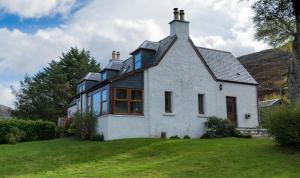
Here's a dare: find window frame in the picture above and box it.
[164,91,173,113]
[113,88,143,115]
[198,94,205,115]
[101,72,107,81]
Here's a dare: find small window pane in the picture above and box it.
[92,92,101,115]
[165,91,172,113]
[130,102,143,114]
[131,90,142,100]
[198,94,204,114]
[102,89,107,101]
[101,72,107,80]
[101,101,108,114]
[115,101,128,113]
[116,89,127,99]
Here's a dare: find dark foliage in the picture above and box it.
[264,104,300,149]
[0,119,56,144]
[169,135,180,139]
[73,112,100,140]
[12,47,100,122]
[201,117,250,139]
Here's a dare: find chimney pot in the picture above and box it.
[112,51,116,60]
[173,8,179,20]
[116,51,120,59]
[179,10,185,21]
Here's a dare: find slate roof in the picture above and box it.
[68,99,77,108]
[79,72,101,83]
[197,47,258,85]
[104,59,124,71]
[258,99,281,108]
[131,40,160,54]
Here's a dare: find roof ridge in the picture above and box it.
[197,46,231,54]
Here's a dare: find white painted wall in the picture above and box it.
[97,115,149,140]
[216,82,259,128]
[143,22,258,138]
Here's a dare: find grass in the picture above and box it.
[0,138,299,178]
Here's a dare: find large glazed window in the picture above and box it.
[134,52,142,70]
[101,89,108,114]
[92,92,101,115]
[114,88,143,115]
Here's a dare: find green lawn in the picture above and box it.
[0,138,299,178]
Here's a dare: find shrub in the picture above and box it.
[169,135,180,139]
[5,127,26,144]
[264,104,300,148]
[201,116,248,139]
[55,126,65,138]
[183,135,190,139]
[0,119,56,144]
[201,117,238,138]
[73,112,98,140]
[91,133,104,141]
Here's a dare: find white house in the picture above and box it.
[69,9,259,140]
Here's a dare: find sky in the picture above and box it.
[0,0,268,108]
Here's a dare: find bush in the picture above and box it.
[55,126,65,138]
[183,135,190,139]
[73,112,98,140]
[5,127,26,144]
[169,135,180,139]
[201,116,249,139]
[264,104,300,148]
[0,119,56,144]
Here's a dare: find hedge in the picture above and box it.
[0,119,56,144]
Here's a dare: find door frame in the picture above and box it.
[226,96,238,127]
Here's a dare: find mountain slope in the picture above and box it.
[237,49,291,98]
[0,104,12,118]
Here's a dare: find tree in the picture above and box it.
[12,47,100,122]
[252,0,300,102]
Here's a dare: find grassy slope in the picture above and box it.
[0,138,300,178]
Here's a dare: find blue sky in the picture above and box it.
[0,0,268,108]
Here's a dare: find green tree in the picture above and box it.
[12,47,100,122]
[252,0,300,102]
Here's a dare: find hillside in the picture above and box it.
[0,104,12,119]
[237,49,291,99]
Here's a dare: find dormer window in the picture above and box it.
[78,83,85,93]
[101,72,107,80]
[134,52,142,70]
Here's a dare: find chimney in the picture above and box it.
[179,10,185,21]
[112,51,116,60]
[169,8,189,38]
[116,51,120,60]
[173,8,179,20]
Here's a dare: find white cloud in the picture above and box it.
[0,0,76,18]
[0,0,269,107]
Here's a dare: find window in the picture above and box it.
[134,52,142,69]
[130,90,143,114]
[78,83,85,93]
[198,94,205,114]
[165,91,172,113]
[87,95,92,112]
[92,92,101,115]
[101,89,108,114]
[114,88,143,114]
[101,72,107,80]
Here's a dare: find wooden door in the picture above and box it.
[226,96,237,127]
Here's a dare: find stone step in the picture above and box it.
[237,128,269,137]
